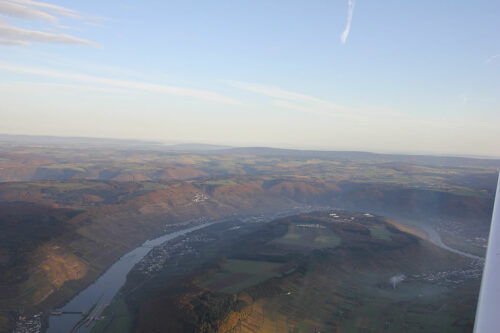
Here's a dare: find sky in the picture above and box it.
[0,0,499,157]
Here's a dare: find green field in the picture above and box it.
[204,179,238,185]
[273,224,341,249]
[338,281,459,332]
[200,259,286,294]
[90,296,132,333]
[41,164,87,172]
[369,225,393,240]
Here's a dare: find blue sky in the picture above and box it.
[0,0,499,156]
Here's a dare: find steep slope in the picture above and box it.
[0,176,492,332]
[133,212,478,333]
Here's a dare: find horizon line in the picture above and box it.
[1,132,500,160]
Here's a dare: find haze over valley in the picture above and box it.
[1,0,499,332]
[0,136,497,332]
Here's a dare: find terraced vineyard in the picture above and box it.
[120,211,479,333]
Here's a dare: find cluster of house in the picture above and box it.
[329,212,356,223]
[239,215,267,223]
[13,313,42,333]
[192,193,209,203]
[436,218,488,249]
[163,217,208,233]
[412,260,484,287]
[136,233,214,275]
[296,224,326,229]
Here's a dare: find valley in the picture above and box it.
[0,137,497,332]
[110,211,481,333]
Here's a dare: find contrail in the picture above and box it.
[341,0,355,44]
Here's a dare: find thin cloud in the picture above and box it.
[0,62,243,105]
[484,54,500,64]
[227,80,347,112]
[0,0,57,23]
[273,100,339,118]
[272,100,371,121]
[340,0,355,44]
[10,0,77,16]
[8,0,102,22]
[0,0,100,46]
[0,81,136,94]
[0,37,27,44]
[229,80,412,122]
[0,24,97,45]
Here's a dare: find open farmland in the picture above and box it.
[369,225,393,240]
[200,259,288,294]
[272,223,341,250]
[130,211,480,333]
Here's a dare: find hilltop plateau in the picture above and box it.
[113,212,479,333]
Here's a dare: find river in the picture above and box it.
[420,224,484,261]
[46,209,481,332]
[46,222,218,333]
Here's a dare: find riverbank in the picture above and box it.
[45,220,224,333]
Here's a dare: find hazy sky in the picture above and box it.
[0,0,499,156]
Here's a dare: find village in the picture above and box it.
[435,218,489,250]
[12,312,42,333]
[412,259,484,287]
[136,231,216,275]
[135,208,316,277]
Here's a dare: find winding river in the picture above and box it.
[45,210,483,332]
[46,222,217,333]
[420,224,484,261]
